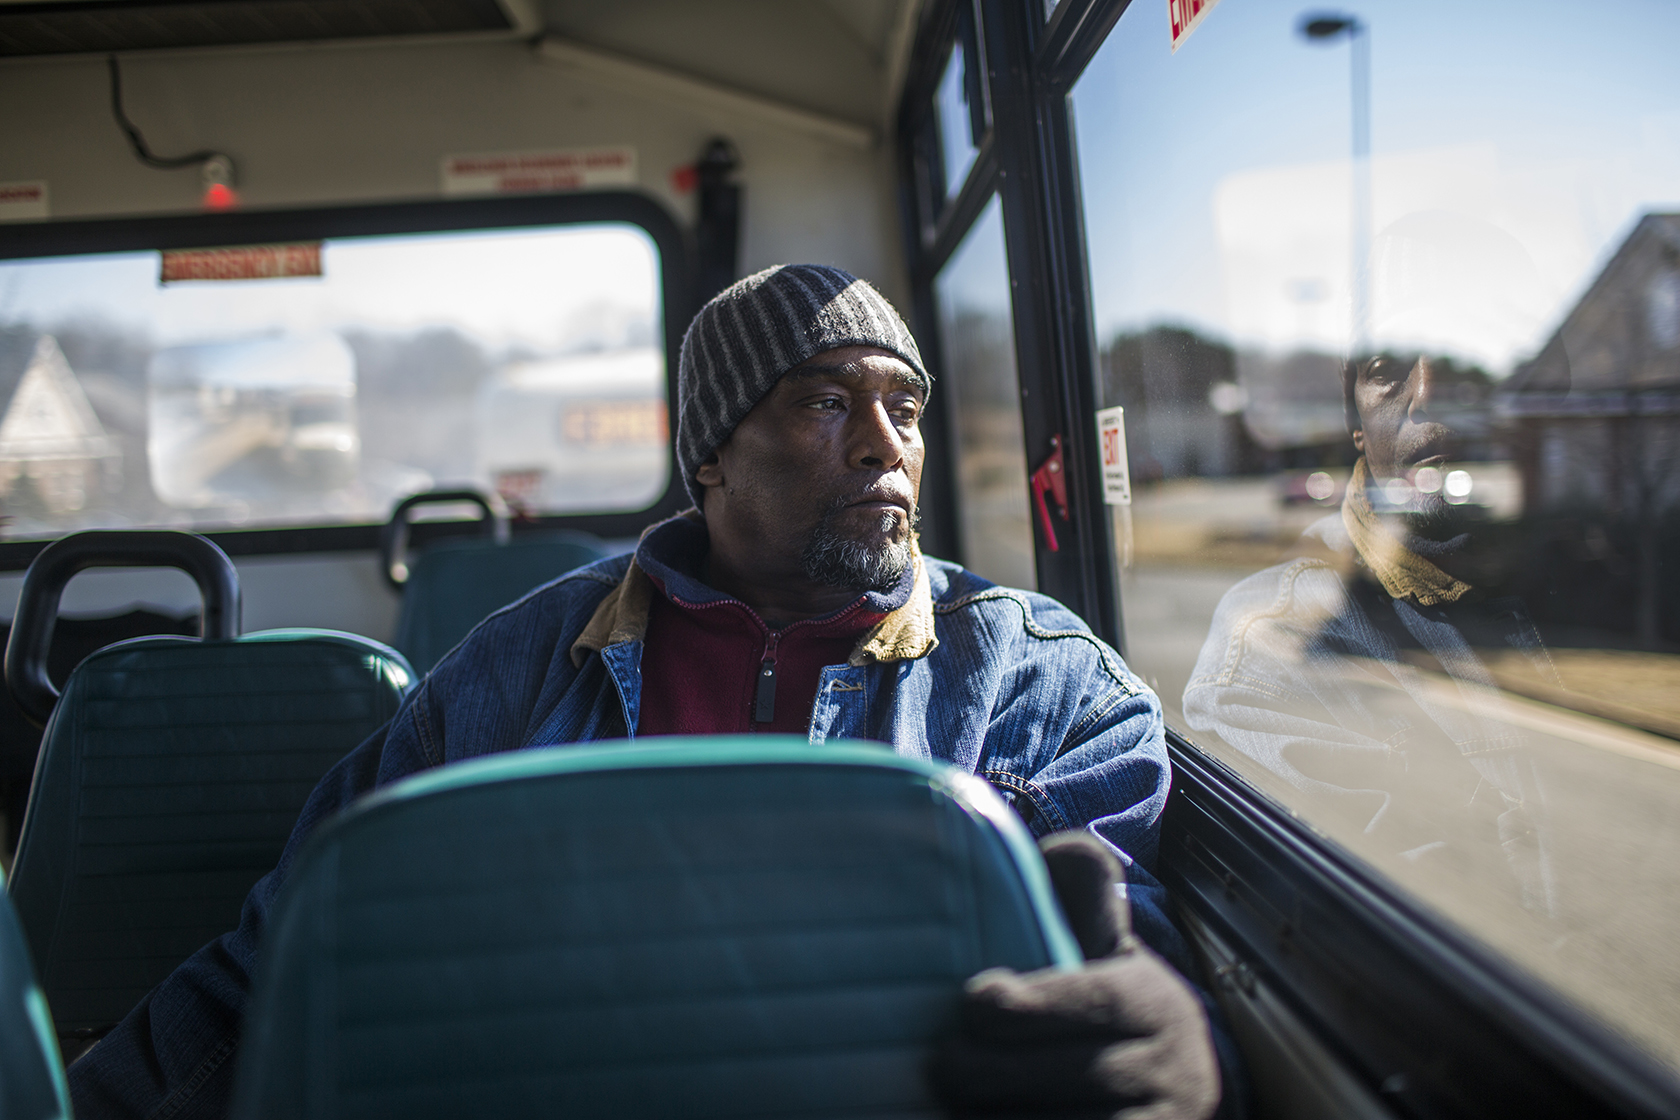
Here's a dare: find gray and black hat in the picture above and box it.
[677,264,929,507]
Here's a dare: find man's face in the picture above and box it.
[696,345,926,594]
[1352,353,1460,514]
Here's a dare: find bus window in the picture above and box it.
[934,29,981,201]
[935,195,1036,589]
[1072,0,1680,1073]
[0,222,665,538]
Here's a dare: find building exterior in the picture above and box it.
[1499,213,1680,643]
[0,334,119,520]
[1501,213,1680,520]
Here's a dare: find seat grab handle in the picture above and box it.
[3,530,241,727]
[380,489,509,590]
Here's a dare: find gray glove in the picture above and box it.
[931,832,1221,1119]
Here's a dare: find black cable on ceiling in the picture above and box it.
[107,54,226,173]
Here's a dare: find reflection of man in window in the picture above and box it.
[1182,214,1559,917]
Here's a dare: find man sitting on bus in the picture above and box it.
[71,265,1228,1120]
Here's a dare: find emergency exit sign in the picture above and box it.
[160,243,322,283]
[1169,0,1222,52]
[1095,406,1132,506]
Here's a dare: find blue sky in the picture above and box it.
[936,196,1009,320]
[1069,0,1680,373]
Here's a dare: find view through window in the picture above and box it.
[935,195,1036,590]
[1073,0,1680,1071]
[0,222,666,539]
[935,36,980,200]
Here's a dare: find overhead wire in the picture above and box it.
[106,54,227,172]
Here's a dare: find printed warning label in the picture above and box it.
[0,181,48,222]
[1096,406,1132,506]
[441,147,637,196]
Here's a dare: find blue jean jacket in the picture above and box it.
[69,526,1181,1119]
[1182,511,1559,916]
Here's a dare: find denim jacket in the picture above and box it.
[1182,511,1557,915]
[69,525,1178,1120]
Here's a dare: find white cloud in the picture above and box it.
[1211,139,1677,373]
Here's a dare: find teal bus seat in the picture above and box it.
[393,531,610,672]
[232,738,1081,1120]
[379,490,611,673]
[0,870,69,1120]
[8,629,414,1042]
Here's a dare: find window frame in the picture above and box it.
[1167,727,1680,1119]
[896,1,1680,1115]
[0,190,694,570]
[899,0,1121,649]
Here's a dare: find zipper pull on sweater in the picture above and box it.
[754,632,780,724]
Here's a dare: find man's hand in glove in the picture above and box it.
[931,831,1222,1119]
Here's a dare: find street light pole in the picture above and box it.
[1300,13,1371,357]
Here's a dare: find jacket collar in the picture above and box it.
[1341,456,1474,607]
[848,555,936,665]
[571,510,938,667]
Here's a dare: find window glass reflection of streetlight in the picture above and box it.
[1297,11,1371,356]
[1299,14,1360,39]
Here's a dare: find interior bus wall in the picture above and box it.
[0,16,917,306]
[0,2,929,631]
[0,556,401,643]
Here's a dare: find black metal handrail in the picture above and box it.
[379,490,510,590]
[3,531,241,727]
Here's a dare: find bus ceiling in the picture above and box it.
[0,1,923,300]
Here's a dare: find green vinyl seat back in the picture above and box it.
[232,738,1082,1120]
[8,629,415,1041]
[393,531,611,672]
[380,490,611,673]
[0,871,70,1120]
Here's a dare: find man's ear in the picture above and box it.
[1351,429,1366,453]
[694,449,725,489]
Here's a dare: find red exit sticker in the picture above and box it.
[1095,406,1132,506]
[1169,0,1222,52]
[160,243,322,283]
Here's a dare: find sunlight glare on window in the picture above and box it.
[0,223,666,538]
[935,43,979,199]
[1073,0,1680,1074]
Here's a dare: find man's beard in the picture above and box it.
[800,498,918,593]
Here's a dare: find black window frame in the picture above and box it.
[896,2,1680,1116]
[899,0,1121,649]
[0,190,695,570]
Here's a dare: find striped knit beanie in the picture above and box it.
[677,264,929,507]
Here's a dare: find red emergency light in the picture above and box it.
[202,182,237,211]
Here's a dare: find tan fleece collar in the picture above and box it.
[1342,456,1473,607]
[570,553,656,667]
[849,553,937,665]
[570,535,938,668]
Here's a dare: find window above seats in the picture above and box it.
[0,193,687,564]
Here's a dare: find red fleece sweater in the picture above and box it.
[638,584,884,736]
